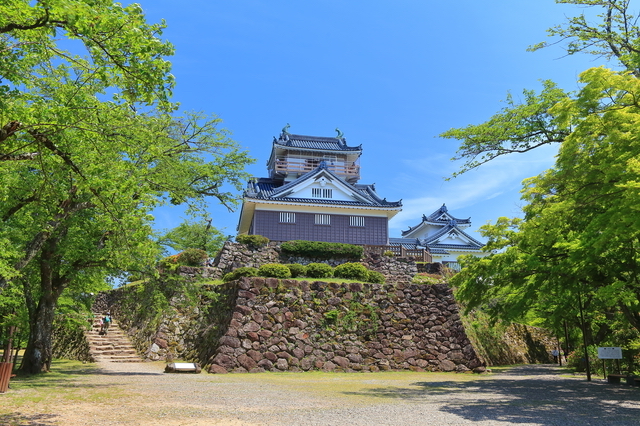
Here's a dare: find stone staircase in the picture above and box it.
[86,314,142,363]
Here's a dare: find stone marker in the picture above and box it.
[164,362,202,373]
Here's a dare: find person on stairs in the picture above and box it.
[102,312,112,335]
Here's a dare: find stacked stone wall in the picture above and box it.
[97,275,484,373]
[361,252,417,284]
[51,317,93,362]
[208,277,484,373]
[214,242,281,274]
[94,283,236,363]
[212,241,417,283]
[83,247,556,371]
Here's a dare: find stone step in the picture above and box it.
[89,345,136,351]
[88,340,132,345]
[85,314,142,363]
[94,353,142,360]
[91,349,138,356]
[87,330,126,335]
[94,357,141,362]
[87,334,128,340]
[90,346,136,352]
[95,358,142,363]
[87,337,129,342]
[88,342,134,348]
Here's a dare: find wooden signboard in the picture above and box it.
[597,347,622,360]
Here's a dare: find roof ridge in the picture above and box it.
[244,166,402,207]
[288,133,341,142]
[422,224,485,247]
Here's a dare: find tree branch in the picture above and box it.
[0,189,94,291]
[2,195,38,222]
[0,121,22,142]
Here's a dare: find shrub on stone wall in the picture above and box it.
[305,262,334,278]
[177,248,208,266]
[158,254,180,271]
[258,263,292,278]
[223,267,259,282]
[158,249,208,270]
[236,234,270,247]
[286,263,307,278]
[281,240,363,260]
[333,262,369,281]
[367,270,386,284]
[412,273,444,285]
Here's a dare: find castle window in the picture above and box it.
[315,214,331,225]
[350,216,365,227]
[312,187,333,198]
[279,212,296,223]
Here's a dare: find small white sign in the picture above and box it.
[173,362,197,370]
[597,347,622,359]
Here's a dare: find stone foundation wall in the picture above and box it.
[94,283,234,364]
[51,317,93,362]
[97,275,484,373]
[214,242,281,274]
[361,252,417,284]
[212,242,417,283]
[208,277,484,373]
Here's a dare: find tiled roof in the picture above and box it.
[244,165,401,208]
[426,247,450,255]
[424,204,471,224]
[428,243,482,251]
[275,133,362,152]
[388,239,479,255]
[421,223,484,249]
[401,203,471,236]
[388,238,421,249]
[389,237,485,255]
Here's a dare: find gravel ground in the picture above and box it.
[4,362,640,425]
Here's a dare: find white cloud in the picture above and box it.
[389,143,559,237]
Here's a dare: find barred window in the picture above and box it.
[350,216,365,227]
[311,187,332,198]
[279,212,296,223]
[315,214,331,225]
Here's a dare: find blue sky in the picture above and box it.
[143,1,602,241]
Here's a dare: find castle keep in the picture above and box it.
[237,126,401,245]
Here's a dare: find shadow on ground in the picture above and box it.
[343,365,640,425]
[0,412,60,426]
[94,369,163,377]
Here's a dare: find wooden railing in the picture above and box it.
[364,245,432,263]
[274,160,360,179]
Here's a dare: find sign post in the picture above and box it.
[597,347,623,379]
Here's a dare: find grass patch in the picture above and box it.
[198,279,225,285]
[0,359,123,412]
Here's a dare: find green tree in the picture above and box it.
[0,1,253,373]
[529,0,640,76]
[158,218,227,256]
[440,81,571,177]
[445,1,640,349]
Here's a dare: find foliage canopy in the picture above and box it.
[0,0,253,373]
[446,0,640,349]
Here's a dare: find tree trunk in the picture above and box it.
[619,302,640,335]
[21,292,58,373]
[20,240,67,374]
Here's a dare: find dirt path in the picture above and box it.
[2,362,640,425]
